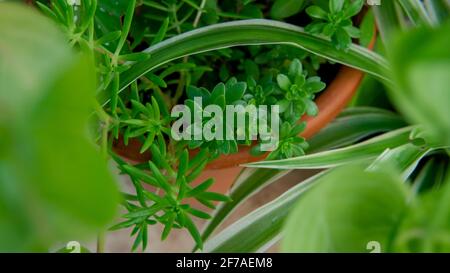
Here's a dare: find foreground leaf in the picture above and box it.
[0,3,119,251]
[388,23,450,147]
[282,166,409,252]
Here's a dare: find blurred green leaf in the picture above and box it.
[388,23,450,147]
[398,0,435,27]
[282,166,409,252]
[0,3,119,251]
[395,171,450,252]
[270,0,306,19]
[373,1,403,46]
[359,9,375,48]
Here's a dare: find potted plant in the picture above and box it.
[22,0,378,251]
[108,0,377,178]
[3,0,447,253]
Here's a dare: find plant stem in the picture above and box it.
[193,0,207,28]
[93,100,111,252]
[97,232,106,253]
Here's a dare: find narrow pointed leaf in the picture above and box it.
[245,127,414,170]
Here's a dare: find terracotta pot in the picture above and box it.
[114,37,376,197]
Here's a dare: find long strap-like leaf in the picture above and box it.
[98,19,390,105]
[398,0,435,26]
[245,127,414,169]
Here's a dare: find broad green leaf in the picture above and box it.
[226,82,247,104]
[277,74,291,91]
[359,9,375,48]
[388,23,450,147]
[0,3,71,119]
[306,6,328,20]
[245,127,414,170]
[282,166,409,252]
[98,19,390,105]
[0,3,120,251]
[96,31,122,46]
[349,74,391,108]
[270,0,306,19]
[203,172,323,253]
[331,0,345,13]
[118,52,151,62]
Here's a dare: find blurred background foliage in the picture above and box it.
[0,3,120,252]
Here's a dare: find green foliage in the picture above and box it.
[15,0,429,254]
[270,0,306,19]
[265,122,309,160]
[235,5,450,253]
[119,97,171,153]
[306,0,365,50]
[111,144,230,251]
[184,78,248,156]
[199,107,408,246]
[203,172,321,253]
[0,3,119,251]
[282,152,450,253]
[282,166,409,252]
[243,76,277,106]
[388,23,450,147]
[396,171,450,252]
[276,59,325,122]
